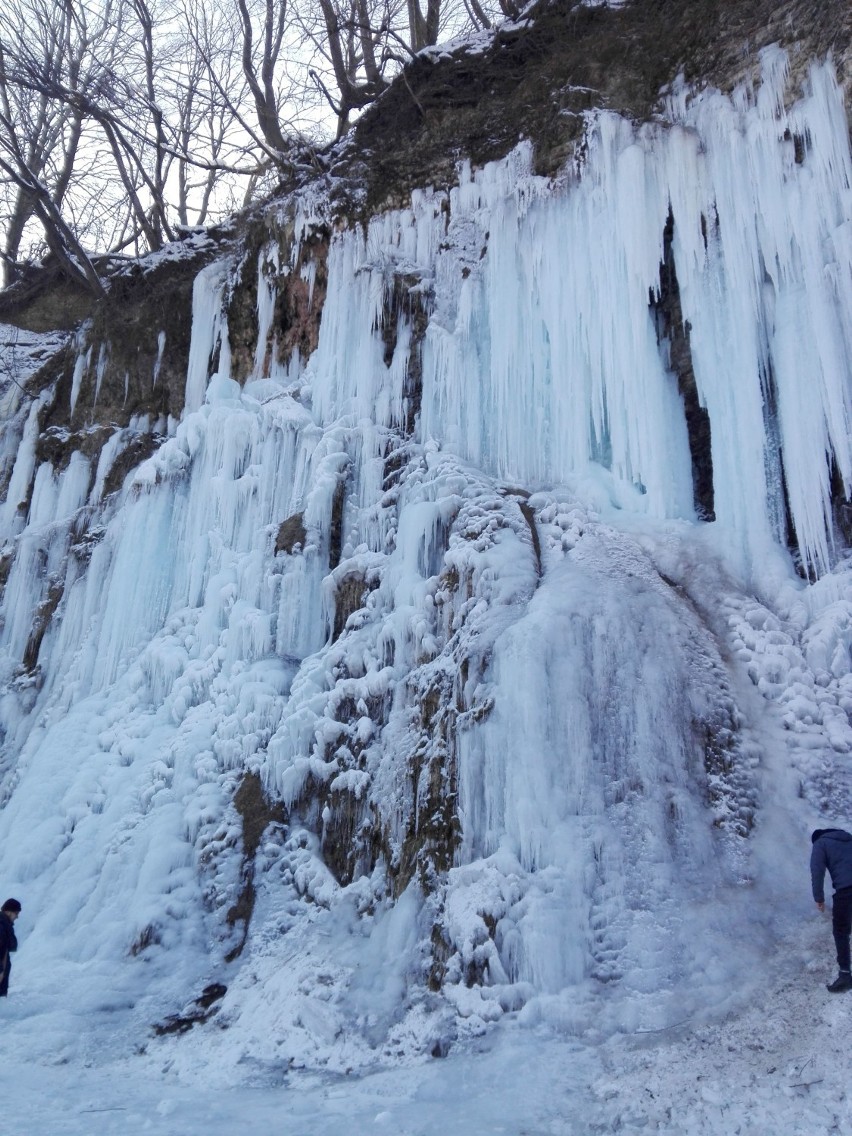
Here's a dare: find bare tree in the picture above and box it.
[172,7,241,226]
[407,0,442,52]
[235,0,294,154]
[0,0,260,282]
[0,0,118,291]
[0,0,518,293]
[316,0,389,134]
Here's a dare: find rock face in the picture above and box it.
[0,0,851,1070]
[347,0,852,211]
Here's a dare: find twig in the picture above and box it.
[79,1107,128,1114]
[635,1017,693,1034]
[399,70,425,119]
[789,1079,823,1089]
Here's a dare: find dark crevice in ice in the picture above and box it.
[651,208,715,522]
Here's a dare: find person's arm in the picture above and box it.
[811,843,828,908]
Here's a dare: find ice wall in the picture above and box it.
[296,51,852,581]
[0,49,850,1059]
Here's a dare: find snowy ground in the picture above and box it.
[1,906,848,1136]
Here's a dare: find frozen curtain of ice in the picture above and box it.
[0,49,851,1063]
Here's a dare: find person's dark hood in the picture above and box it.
[812,828,852,844]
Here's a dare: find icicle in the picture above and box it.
[665,51,852,576]
[253,244,279,378]
[69,334,91,417]
[300,257,317,308]
[185,260,230,414]
[152,331,166,386]
[0,393,46,532]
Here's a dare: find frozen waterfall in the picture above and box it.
[0,48,850,1060]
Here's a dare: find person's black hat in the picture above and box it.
[1,898,21,912]
[812,829,829,844]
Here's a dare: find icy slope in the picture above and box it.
[0,48,851,1078]
[0,912,848,1135]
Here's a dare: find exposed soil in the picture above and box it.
[224,772,287,962]
[345,0,852,213]
[0,239,228,477]
[152,983,228,1036]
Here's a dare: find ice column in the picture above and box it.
[185,260,230,414]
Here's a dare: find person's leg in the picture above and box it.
[832,887,852,971]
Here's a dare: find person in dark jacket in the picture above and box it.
[811,829,852,992]
[0,897,21,997]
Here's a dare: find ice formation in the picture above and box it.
[0,49,851,1066]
